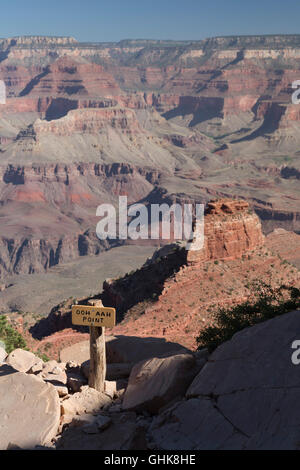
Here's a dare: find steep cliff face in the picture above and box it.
[187,199,265,265]
[0,162,158,278]
[0,233,112,279]
[33,107,141,136]
[2,39,300,126]
[20,57,121,97]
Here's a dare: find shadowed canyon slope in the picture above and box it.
[0,34,300,282]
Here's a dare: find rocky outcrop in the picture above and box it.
[187,199,265,265]
[33,107,141,137]
[101,198,299,350]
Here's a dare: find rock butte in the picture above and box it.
[187,199,264,264]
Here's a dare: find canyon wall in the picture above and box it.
[0,162,159,278]
[0,35,300,278]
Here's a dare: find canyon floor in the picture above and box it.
[0,244,156,314]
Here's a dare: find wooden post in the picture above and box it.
[88,300,106,392]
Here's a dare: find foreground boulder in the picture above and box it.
[81,361,133,381]
[38,360,67,385]
[0,371,60,449]
[6,348,42,373]
[61,385,111,417]
[106,336,189,364]
[150,310,300,450]
[123,353,198,414]
[60,336,188,365]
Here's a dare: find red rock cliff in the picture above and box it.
[187,199,265,265]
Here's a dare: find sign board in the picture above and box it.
[72,305,116,327]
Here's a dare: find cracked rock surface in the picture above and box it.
[0,372,60,449]
[122,353,198,414]
[150,310,300,449]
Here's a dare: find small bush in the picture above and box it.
[196,282,300,353]
[36,350,50,362]
[0,315,27,354]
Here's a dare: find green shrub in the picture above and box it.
[0,315,27,354]
[196,282,300,353]
[35,350,50,362]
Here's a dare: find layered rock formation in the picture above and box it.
[0,162,159,278]
[0,34,300,283]
[33,107,141,137]
[19,57,121,98]
[187,199,264,265]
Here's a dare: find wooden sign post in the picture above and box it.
[71,300,116,392]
